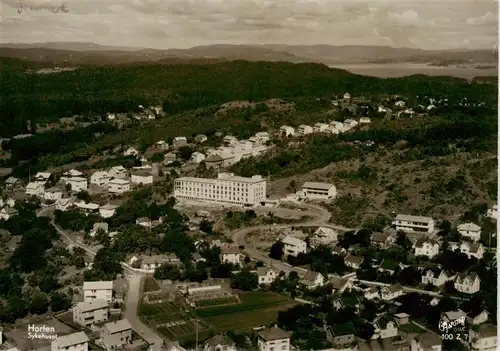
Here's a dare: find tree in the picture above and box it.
[395,231,411,249]
[230,270,258,291]
[287,180,297,192]
[154,264,181,281]
[74,256,85,269]
[269,241,284,260]
[30,292,49,315]
[50,292,72,312]
[75,191,91,203]
[199,220,213,234]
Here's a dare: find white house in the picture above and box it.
[255,132,270,143]
[173,136,188,148]
[108,178,131,194]
[380,284,404,301]
[313,122,329,133]
[75,201,100,213]
[392,214,435,233]
[257,327,291,351]
[414,238,440,258]
[311,227,338,247]
[195,134,207,143]
[83,281,113,303]
[330,276,353,295]
[131,171,153,185]
[256,268,278,285]
[191,152,206,164]
[90,222,109,237]
[371,315,398,339]
[99,204,118,218]
[220,246,242,266]
[55,198,73,211]
[421,269,455,287]
[449,241,484,260]
[100,319,133,350]
[0,207,18,221]
[469,324,497,351]
[61,169,83,181]
[410,332,442,351]
[297,125,313,135]
[301,181,337,200]
[454,272,480,294]
[44,187,63,201]
[457,222,481,242]
[204,335,237,351]
[25,182,45,197]
[363,286,380,300]
[279,125,295,137]
[90,171,110,187]
[282,235,307,257]
[136,217,152,228]
[301,271,324,289]
[34,171,51,183]
[73,299,109,327]
[67,177,88,192]
[343,93,351,100]
[359,117,371,124]
[123,147,139,157]
[108,166,128,179]
[344,255,364,270]
[51,331,89,351]
[343,119,358,129]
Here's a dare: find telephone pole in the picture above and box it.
[195,318,199,351]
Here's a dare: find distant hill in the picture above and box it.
[0,42,496,66]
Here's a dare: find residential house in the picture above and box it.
[279,125,295,137]
[44,187,63,201]
[256,268,278,285]
[301,271,325,289]
[131,170,154,185]
[5,177,22,189]
[362,286,380,300]
[156,140,169,150]
[359,117,371,124]
[311,227,338,247]
[330,276,353,295]
[441,310,466,324]
[313,122,329,133]
[51,331,89,351]
[392,214,435,233]
[189,152,205,164]
[421,269,455,287]
[123,147,139,157]
[195,134,208,143]
[73,299,109,327]
[371,232,395,249]
[91,171,110,187]
[410,332,442,351]
[108,166,128,179]
[255,132,270,143]
[164,152,178,164]
[458,302,489,325]
[393,312,410,326]
[55,198,73,211]
[301,181,337,200]
[454,272,480,294]
[372,315,398,339]
[344,255,364,270]
[332,246,347,256]
[134,254,180,272]
[172,136,188,148]
[332,295,362,311]
[136,217,153,228]
[61,169,84,181]
[205,154,224,169]
[90,222,109,237]
[380,284,404,301]
[327,323,356,347]
[457,222,481,242]
[203,334,236,351]
[329,121,345,132]
[343,119,358,129]
[83,281,113,303]
[449,241,484,260]
[0,207,18,221]
[220,246,242,266]
[469,324,497,351]
[67,177,88,192]
[25,182,45,197]
[34,171,52,183]
[257,327,291,351]
[108,178,131,194]
[282,235,307,257]
[75,201,100,214]
[414,238,440,258]
[325,124,341,135]
[343,93,351,100]
[100,319,133,350]
[297,124,313,135]
[99,204,118,218]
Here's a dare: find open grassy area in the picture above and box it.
[143,276,161,293]
[195,291,298,332]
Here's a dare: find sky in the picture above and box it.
[0,0,498,50]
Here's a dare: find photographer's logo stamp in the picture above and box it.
[438,316,468,341]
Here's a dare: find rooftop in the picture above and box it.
[257,327,291,341]
[395,214,434,224]
[302,181,334,190]
[103,319,132,334]
[53,331,89,348]
[75,299,109,312]
[83,280,113,290]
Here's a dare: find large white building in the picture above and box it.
[392,214,435,233]
[83,281,113,303]
[301,182,337,200]
[173,173,267,206]
[282,235,307,257]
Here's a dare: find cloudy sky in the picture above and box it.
[0,0,497,50]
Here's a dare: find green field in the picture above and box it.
[194,295,240,309]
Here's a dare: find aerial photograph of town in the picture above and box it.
[0,0,498,350]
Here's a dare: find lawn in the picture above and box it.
[194,296,240,309]
[195,291,297,332]
[399,322,426,333]
[143,276,161,293]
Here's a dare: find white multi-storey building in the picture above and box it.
[108,178,131,194]
[257,327,291,351]
[174,173,266,206]
[83,281,113,303]
[73,299,109,327]
[91,171,110,187]
[282,235,307,257]
[392,214,435,233]
[301,182,337,200]
[67,177,88,192]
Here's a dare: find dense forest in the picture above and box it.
[1,58,497,137]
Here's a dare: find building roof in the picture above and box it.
[103,319,132,334]
[93,222,109,232]
[257,327,291,341]
[109,178,130,185]
[54,331,89,348]
[396,214,434,224]
[443,310,466,321]
[204,334,235,348]
[415,238,439,248]
[371,232,391,243]
[76,299,109,312]
[132,170,153,177]
[56,198,72,206]
[83,280,113,290]
[302,181,334,191]
[330,276,350,290]
[26,182,43,190]
[110,166,126,173]
[345,255,364,265]
[476,324,498,338]
[282,235,306,247]
[457,222,481,232]
[220,246,240,255]
[302,271,321,283]
[455,272,479,284]
[394,312,410,319]
[385,284,403,293]
[469,243,482,253]
[256,267,275,276]
[100,204,118,210]
[5,177,20,184]
[413,332,441,347]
